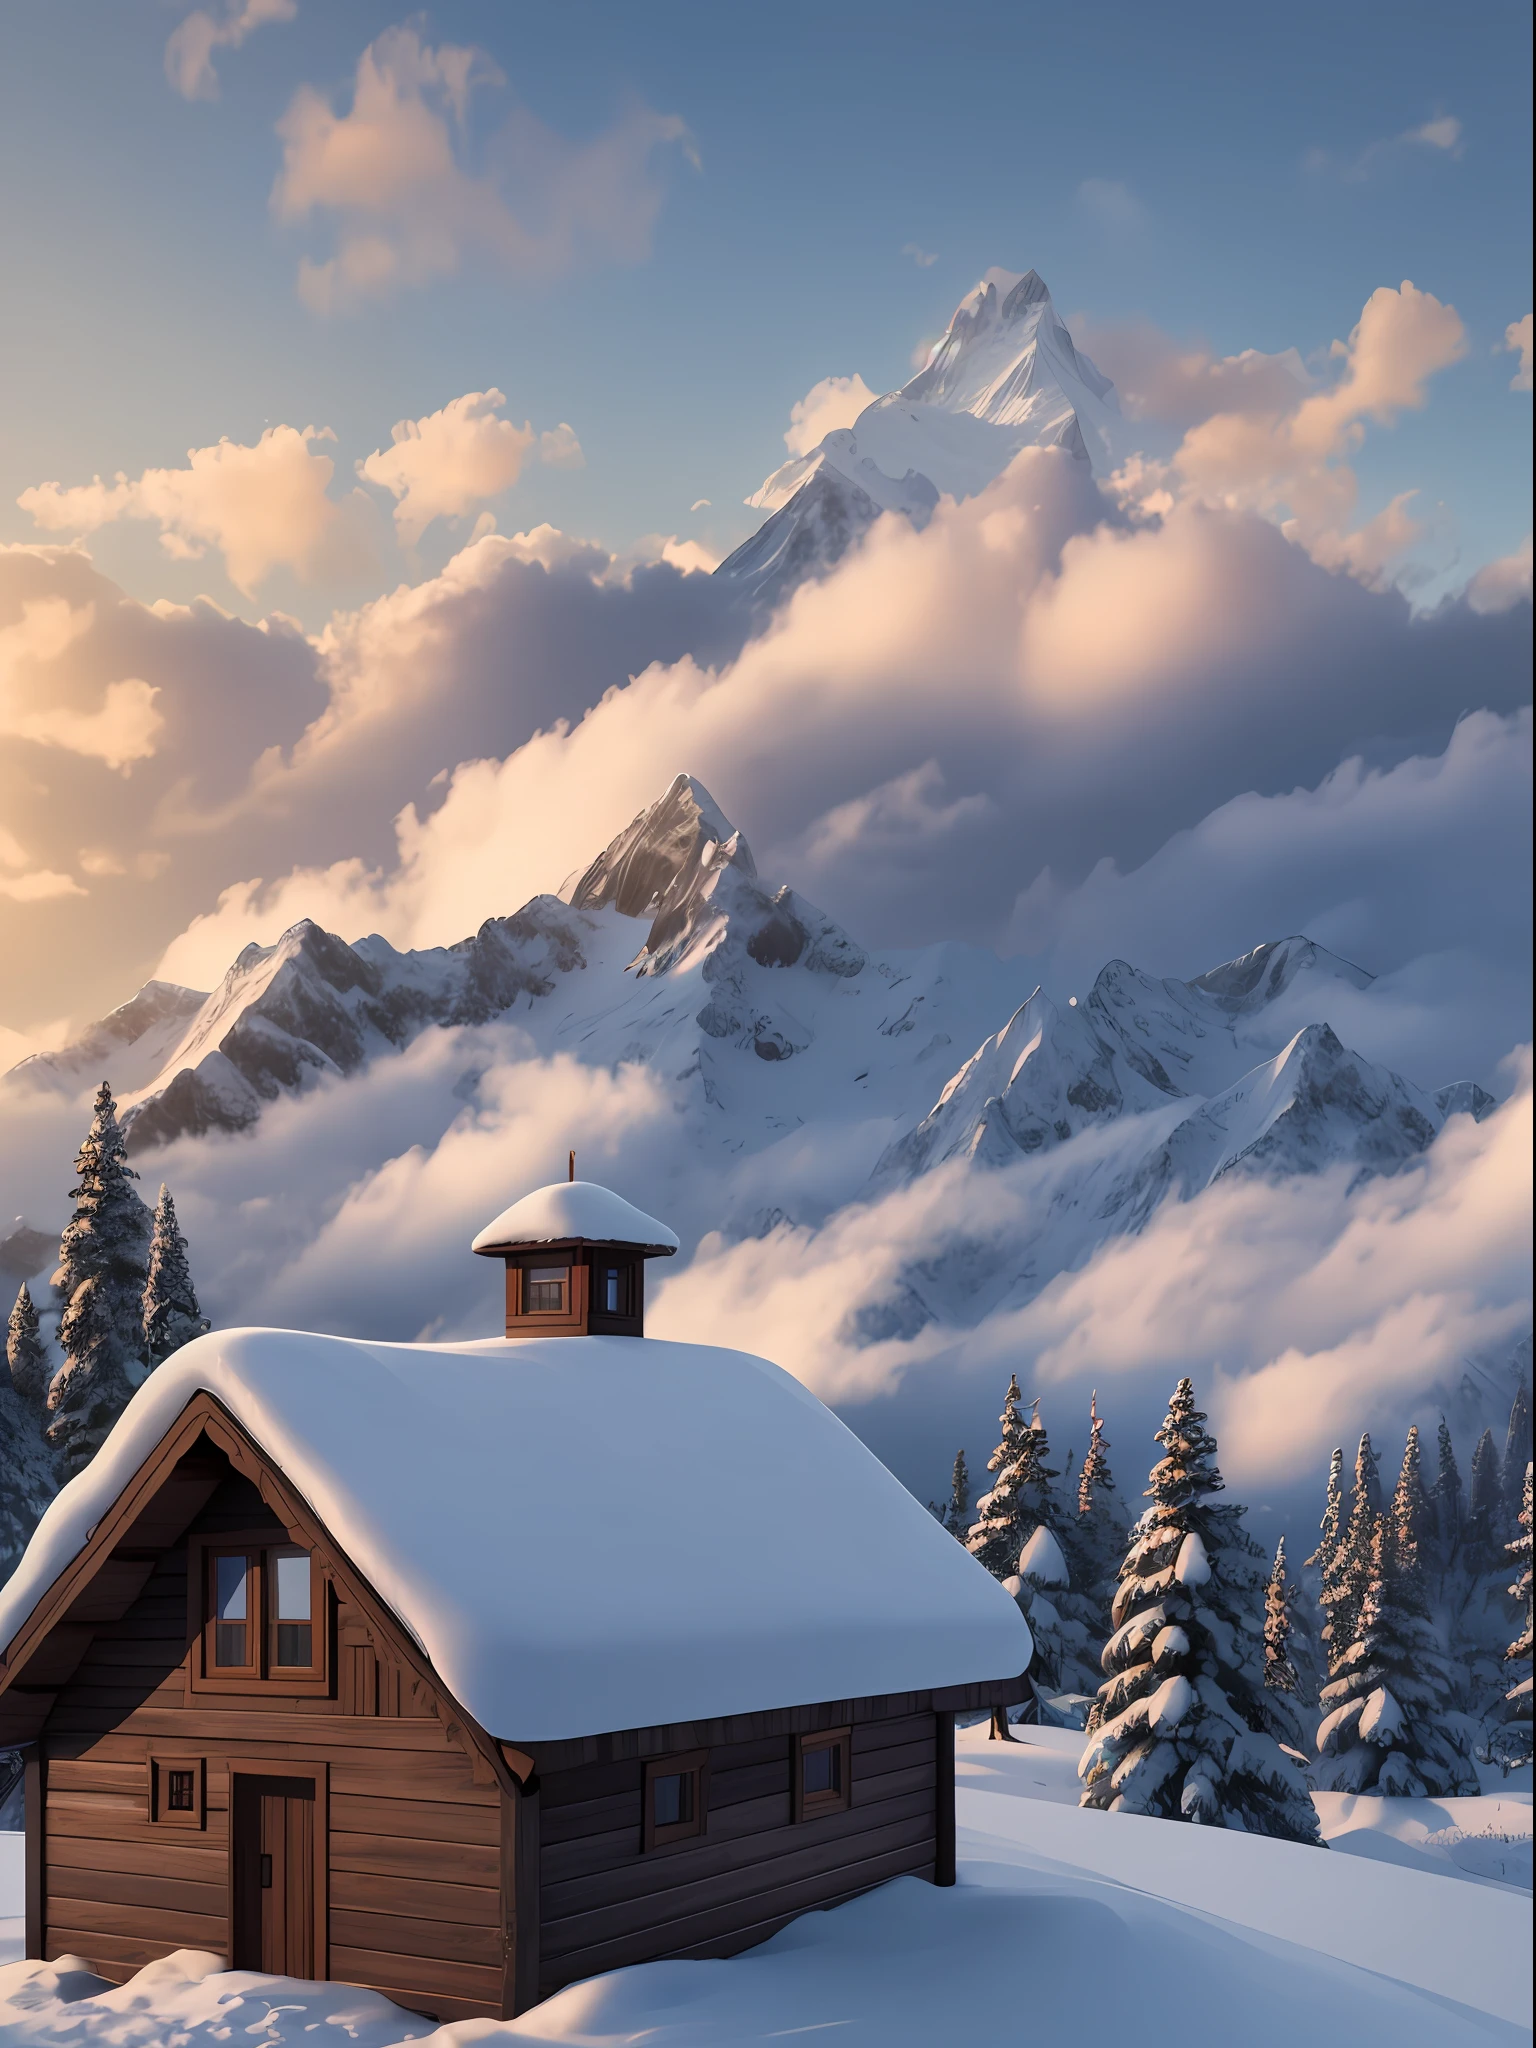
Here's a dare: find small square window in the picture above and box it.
[151,1755,205,1828]
[526,1265,569,1313]
[643,1750,708,1850]
[795,1728,851,1821]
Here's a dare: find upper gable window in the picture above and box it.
[213,1553,254,1669]
[525,1265,569,1313]
[194,1539,327,1694]
[271,1550,313,1668]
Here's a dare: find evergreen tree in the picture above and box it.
[1502,1381,1532,1529]
[1264,1539,1301,1696]
[1070,1391,1129,1661]
[1430,1418,1465,1565]
[1079,1378,1321,1842]
[1317,1502,1478,1797]
[0,1379,57,1581]
[47,1082,152,1478]
[967,1375,1031,1578]
[1319,1435,1380,1688]
[940,1449,971,1538]
[1015,1400,1064,1536]
[6,1283,50,1414]
[1389,1426,1434,1575]
[1465,1428,1504,1564]
[1491,1463,1532,1771]
[141,1186,209,1368]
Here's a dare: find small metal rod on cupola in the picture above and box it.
[471,1177,680,1340]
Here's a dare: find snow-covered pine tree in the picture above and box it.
[1502,1381,1532,1529]
[1078,1377,1321,1842]
[1492,1463,1532,1770]
[1430,1418,1465,1568]
[47,1081,153,1478]
[1065,1391,1128,1674]
[1390,1425,1434,1573]
[7,1283,50,1414]
[141,1185,209,1368]
[1318,1434,1380,1694]
[943,1450,971,1539]
[1316,1488,1478,1796]
[967,1375,1030,1577]
[1262,1537,1312,1755]
[1264,1539,1300,1695]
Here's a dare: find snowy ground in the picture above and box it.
[0,1742,1528,2045]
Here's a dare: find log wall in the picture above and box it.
[535,1707,939,1998]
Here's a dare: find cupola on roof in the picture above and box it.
[471,1179,679,1258]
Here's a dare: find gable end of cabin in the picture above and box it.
[0,1392,529,2025]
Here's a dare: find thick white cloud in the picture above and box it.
[1468,536,1533,614]
[1146,282,1467,562]
[357,390,585,544]
[782,374,879,457]
[1091,283,1468,583]
[150,447,1530,997]
[164,0,295,100]
[18,426,374,596]
[1505,313,1534,393]
[643,1050,1531,1496]
[272,27,693,313]
[0,594,162,769]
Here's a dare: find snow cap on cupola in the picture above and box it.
[472,1163,677,1340]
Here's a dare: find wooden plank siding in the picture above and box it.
[533,1709,939,1998]
[34,1460,507,2025]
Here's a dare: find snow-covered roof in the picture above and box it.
[0,1329,1029,1742]
[471,1179,680,1255]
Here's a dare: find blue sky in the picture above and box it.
[1,0,1529,622]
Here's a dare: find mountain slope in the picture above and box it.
[5,781,1491,1313]
[718,268,1121,605]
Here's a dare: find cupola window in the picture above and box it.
[525,1266,569,1313]
[599,1264,634,1315]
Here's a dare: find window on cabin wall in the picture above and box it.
[643,1750,708,1849]
[271,1550,313,1668]
[197,1542,326,1690]
[794,1728,852,1820]
[211,1551,258,1672]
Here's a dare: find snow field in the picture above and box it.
[0,1785,1530,2044]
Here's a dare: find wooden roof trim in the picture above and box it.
[0,1398,217,1684]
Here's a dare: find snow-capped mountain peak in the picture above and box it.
[720,266,1120,607]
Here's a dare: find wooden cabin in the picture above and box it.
[0,1179,1030,2023]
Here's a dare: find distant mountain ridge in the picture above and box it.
[717,268,1121,605]
[7,779,1493,1260]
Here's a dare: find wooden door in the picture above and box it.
[232,1774,317,1977]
